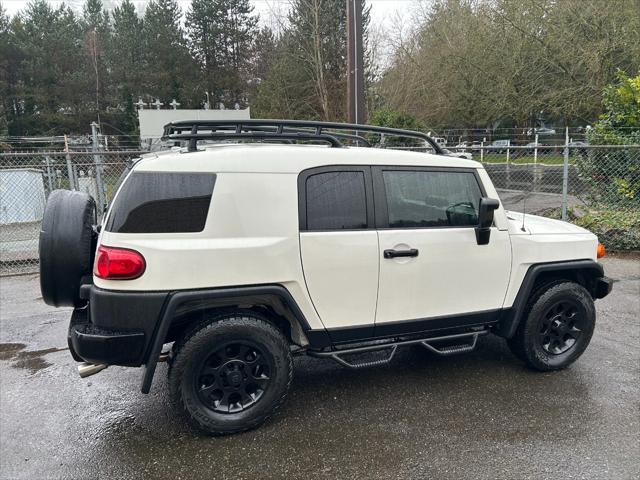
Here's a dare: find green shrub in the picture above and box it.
[570,207,640,250]
[368,109,426,146]
[578,72,640,207]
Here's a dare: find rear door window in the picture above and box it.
[304,171,368,230]
[106,172,216,233]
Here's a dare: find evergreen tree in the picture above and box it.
[144,0,195,106]
[8,0,86,133]
[186,0,257,106]
[246,26,276,106]
[81,0,112,118]
[255,0,370,121]
[0,2,12,135]
[110,0,144,134]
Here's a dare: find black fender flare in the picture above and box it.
[496,259,608,339]
[140,284,329,393]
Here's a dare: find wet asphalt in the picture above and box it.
[0,255,639,480]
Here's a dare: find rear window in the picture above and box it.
[105,172,216,233]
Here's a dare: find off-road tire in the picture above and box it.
[507,282,595,371]
[168,311,293,436]
[39,190,96,307]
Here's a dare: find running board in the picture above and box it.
[307,330,488,369]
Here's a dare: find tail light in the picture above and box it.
[596,242,606,259]
[94,245,146,280]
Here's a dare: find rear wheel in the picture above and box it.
[168,311,293,435]
[507,282,596,371]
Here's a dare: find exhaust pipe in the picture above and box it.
[78,362,108,378]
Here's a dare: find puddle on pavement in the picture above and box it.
[0,342,67,373]
[0,343,27,360]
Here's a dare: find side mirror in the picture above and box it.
[475,197,500,245]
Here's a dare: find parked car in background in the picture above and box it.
[490,139,511,153]
[568,140,589,159]
[527,127,557,136]
[433,137,447,148]
[443,148,473,160]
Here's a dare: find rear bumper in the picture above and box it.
[67,307,146,366]
[594,276,613,299]
[68,286,168,367]
[68,307,147,366]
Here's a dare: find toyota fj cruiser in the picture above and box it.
[39,120,612,435]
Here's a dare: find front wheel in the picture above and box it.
[168,312,293,435]
[507,282,596,371]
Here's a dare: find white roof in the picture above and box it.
[134,144,482,174]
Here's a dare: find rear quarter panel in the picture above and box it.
[95,172,326,330]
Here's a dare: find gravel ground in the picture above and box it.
[0,255,638,480]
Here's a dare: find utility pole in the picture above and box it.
[347,0,365,124]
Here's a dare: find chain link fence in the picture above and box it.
[474,144,640,250]
[1,144,638,275]
[0,151,141,275]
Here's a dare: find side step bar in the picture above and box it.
[307,330,488,369]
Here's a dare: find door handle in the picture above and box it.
[383,248,419,259]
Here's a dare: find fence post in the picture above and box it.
[506,141,511,189]
[480,140,484,163]
[44,155,54,192]
[561,126,569,221]
[91,122,106,212]
[533,133,539,192]
[64,135,76,190]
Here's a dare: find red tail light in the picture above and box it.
[94,246,146,280]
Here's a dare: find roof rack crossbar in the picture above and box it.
[173,132,343,151]
[240,124,371,147]
[162,119,441,153]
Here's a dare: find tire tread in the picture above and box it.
[168,311,293,436]
[507,281,595,371]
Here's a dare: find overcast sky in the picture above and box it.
[2,0,418,30]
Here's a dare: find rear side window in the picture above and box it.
[382,170,482,228]
[106,172,216,233]
[305,171,367,230]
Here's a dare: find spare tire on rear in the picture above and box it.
[39,190,96,307]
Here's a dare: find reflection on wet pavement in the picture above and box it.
[0,342,67,373]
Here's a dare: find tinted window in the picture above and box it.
[305,171,367,230]
[106,172,215,233]
[382,170,481,228]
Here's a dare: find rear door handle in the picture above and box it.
[383,248,419,259]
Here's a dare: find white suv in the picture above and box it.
[39,120,612,435]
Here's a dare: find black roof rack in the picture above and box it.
[161,119,443,154]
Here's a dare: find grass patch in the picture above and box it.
[481,154,570,165]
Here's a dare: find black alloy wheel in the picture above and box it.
[507,282,596,371]
[537,300,584,355]
[169,312,292,435]
[195,341,273,414]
